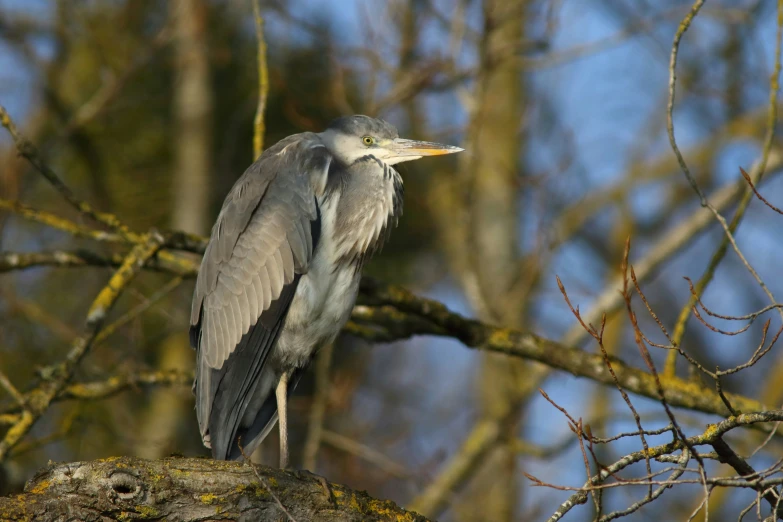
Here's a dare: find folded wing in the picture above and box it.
[190,135,330,459]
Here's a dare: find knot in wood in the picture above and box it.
[105,471,143,501]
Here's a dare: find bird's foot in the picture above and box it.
[293,468,336,507]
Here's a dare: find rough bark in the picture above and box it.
[459,2,528,521]
[170,0,213,235]
[0,456,428,522]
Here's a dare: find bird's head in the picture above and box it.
[320,115,463,166]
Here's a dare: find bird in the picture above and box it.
[189,115,463,467]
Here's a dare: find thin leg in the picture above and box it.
[276,371,290,468]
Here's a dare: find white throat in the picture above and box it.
[318,129,420,166]
[318,129,367,164]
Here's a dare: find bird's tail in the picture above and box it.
[227,369,302,461]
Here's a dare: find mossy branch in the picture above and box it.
[0,456,428,522]
[252,0,268,159]
[0,254,776,435]
[0,234,165,461]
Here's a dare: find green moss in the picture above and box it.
[702,423,719,440]
[114,505,162,520]
[135,505,161,518]
[200,493,223,504]
[148,471,166,485]
[169,468,192,479]
[27,480,50,495]
[340,491,423,522]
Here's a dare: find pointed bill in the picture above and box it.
[390,138,464,158]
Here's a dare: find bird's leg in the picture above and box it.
[276,371,290,468]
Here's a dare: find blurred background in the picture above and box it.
[1,0,782,520]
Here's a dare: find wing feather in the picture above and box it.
[245,274,259,319]
[206,309,222,368]
[219,271,241,296]
[280,242,295,281]
[269,249,284,296]
[257,269,271,310]
[236,290,251,334]
[209,310,219,361]
[289,219,307,266]
[227,297,242,344]
[217,307,231,362]
[238,252,257,282]
[190,132,331,459]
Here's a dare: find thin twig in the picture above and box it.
[711,436,783,518]
[0,371,26,409]
[666,0,783,331]
[557,270,654,495]
[321,430,410,480]
[0,105,135,240]
[623,238,709,500]
[0,199,126,243]
[665,0,783,378]
[0,233,165,461]
[251,0,269,160]
[543,410,783,521]
[562,149,783,348]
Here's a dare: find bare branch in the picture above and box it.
[0,104,135,239]
[0,233,165,461]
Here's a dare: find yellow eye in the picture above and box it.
[362,136,375,146]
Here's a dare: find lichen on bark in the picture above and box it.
[0,456,428,522]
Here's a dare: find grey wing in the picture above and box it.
[190,134,330,460]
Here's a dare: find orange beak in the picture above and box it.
[390,138,464,159]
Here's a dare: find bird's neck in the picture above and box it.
[319,157,404,269]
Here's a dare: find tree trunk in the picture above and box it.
[134,0,214,460]
[170,0,212,236]
[457,2,528,521]
[0,456,428,522]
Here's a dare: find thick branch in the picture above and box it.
[355,278,771,422]
[0,250,198,277]
[0,370,195,424]
[0,270,773,430]
[0,456,428,521]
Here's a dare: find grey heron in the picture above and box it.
[190,115,462,467]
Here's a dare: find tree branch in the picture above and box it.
[711,436,783,517]
[252,0,269,159]
[0,249,198,277]
[543,410,783,521]
[0,271,774,436]
[0,234,165,461]
[354,278,773,424]
[562,149,783,348]
[0,456,428,521]
[0,370,195,424]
